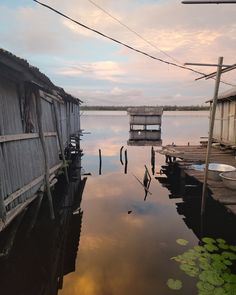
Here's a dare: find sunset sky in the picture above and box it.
[1,0,236,105]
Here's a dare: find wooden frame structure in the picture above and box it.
[127,107,163,146]
[0,49,82,230]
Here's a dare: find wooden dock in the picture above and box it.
[159,144,236,214]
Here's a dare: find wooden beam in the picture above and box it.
[4,163,62,207]
[0,132,57,143]
[0,195,38,232]
[52,100,69,183]
[39,89,63,104]
[35,90,55,219]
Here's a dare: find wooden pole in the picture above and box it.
[124,149,128,174]
[151,146,155,175]
[201,56,223,217]
[35,90,55,220]
[120,146,124,165]
[52,100,69,183]
[99,149,102,175]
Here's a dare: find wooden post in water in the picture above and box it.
[52,100,69,183]
[201,56,223,217]
[120,146,124,165]
[151,146,155,175]
[99,149,102,175]
[124,149,128,174]
[35,90,55,220]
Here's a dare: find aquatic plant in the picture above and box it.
[167,237,236,294]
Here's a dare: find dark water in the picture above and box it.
[57,111,236,295]
[1,111,236,295]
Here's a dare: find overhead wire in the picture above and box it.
[87,0,181,65]
[33,0,235,87]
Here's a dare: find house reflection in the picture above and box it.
[156,163,236,246]
[0,154,86,295]
[128,130,162,146]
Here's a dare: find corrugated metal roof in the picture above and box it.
[0,48,82,104]
[206,87,236,103]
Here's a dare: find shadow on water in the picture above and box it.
[156,162,236,293]
[0,154,87,295]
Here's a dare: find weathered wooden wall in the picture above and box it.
[213,100,236,146]
[0,75,81,227]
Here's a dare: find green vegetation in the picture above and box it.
[80,105,210,111]
[167,237,236,294]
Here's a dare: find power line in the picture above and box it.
[33,0,235,87]
[87,0,181,65]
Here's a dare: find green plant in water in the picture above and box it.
[167,279,182,290]
[167,237,236,294]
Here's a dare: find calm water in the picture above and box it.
[2,111,236,295]
[58,110,236,295]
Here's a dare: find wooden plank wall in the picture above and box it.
[0,76,81,223]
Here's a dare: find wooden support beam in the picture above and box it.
[4,163,61,207]
[0,132,57,143]
[35,90,55,220]
[52,100,69,183]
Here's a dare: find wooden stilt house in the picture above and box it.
[0,49,82,231]
[211,88,236,147]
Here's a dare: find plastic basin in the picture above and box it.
[206,163,236,181]
[220,171,236,190]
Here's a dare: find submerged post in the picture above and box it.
[201,56,223,217]
[99,149,102,175]
[124,149,128,174]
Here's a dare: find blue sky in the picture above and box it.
[1,0,236,105]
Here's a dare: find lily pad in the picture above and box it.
[202,237,216,244]
[214,287,227,295]
[199,270,224,287]
[222,273,236,284]
[197,281,215,292]
[216,238,226,244]
[229,245,236,252]
[218,243,229,250]
[224,282,236,292]
[211,261,227,271]
[204,244,219,252]
[167,278,182,290]
[176,239,189,246]
[194,245,205,253]
[211,254,222,261]
[222,252,236,260]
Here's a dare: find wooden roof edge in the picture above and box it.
[205,87,236,103]
[0,48,82,104]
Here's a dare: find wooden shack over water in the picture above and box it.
[127,107,163,146]
[0,49,82,231]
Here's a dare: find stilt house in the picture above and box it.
[212,88,236,147]
[0,49,82,230]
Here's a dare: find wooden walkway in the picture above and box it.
[159,145,236,215]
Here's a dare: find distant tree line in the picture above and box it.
[80,105,210,111]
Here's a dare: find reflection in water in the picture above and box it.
[0,155,86,295]
[2,111,233,295]
[58,111,216,295]
[157,159,236,293]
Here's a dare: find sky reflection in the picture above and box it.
[59,111,210,295]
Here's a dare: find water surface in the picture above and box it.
[59,110,230,295]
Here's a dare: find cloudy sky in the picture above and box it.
[1,0,236,105]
